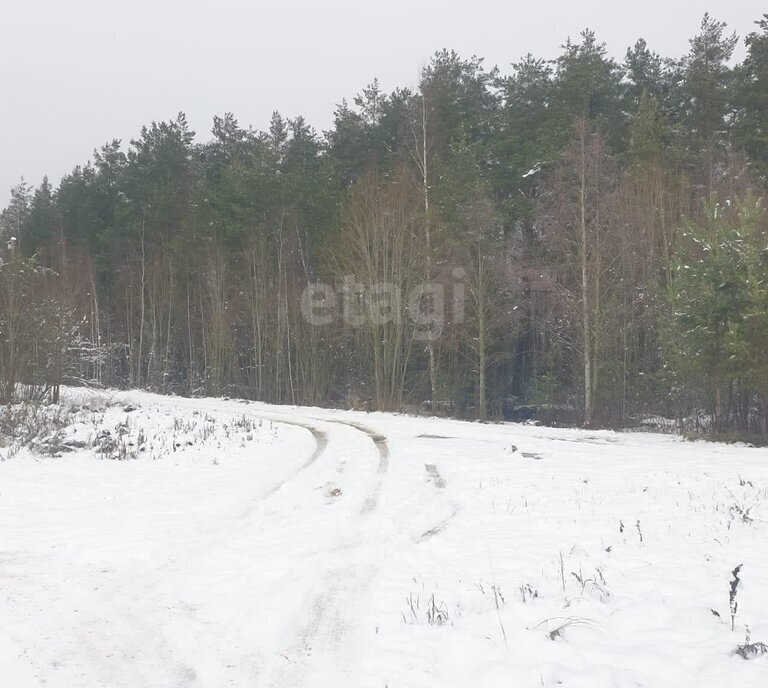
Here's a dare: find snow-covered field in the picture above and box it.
[1,389,767,687]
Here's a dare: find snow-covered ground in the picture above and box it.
[1,389,767,687]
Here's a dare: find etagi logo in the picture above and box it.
[300,268,466,341]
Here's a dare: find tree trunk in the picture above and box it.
[477,238,487,421]
[580,123,593,427]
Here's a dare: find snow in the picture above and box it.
[1,389,768,687]
[522,164,542,179]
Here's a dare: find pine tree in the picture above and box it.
[734,15,768,179]
[680,14,738,192]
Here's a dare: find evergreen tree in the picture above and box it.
[492,55,566,239]
[680,14,738,191]
[1,14,766,434]
[0,182,31,253]
[20,177,57,256]
[666,199,764,433]
[734,15,768,179]
[624,39,666,107]
[554,30,625,148]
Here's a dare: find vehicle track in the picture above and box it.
[110,396,392,686]
[274,560,379,688]
[127,394,331,507]
[321,419,389,513]
[45,407,334,688]
[271,417,390,687]
[259,418,329,498]
[45,393,394,687]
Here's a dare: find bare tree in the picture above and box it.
[332,170,426,411]
[539,120,623,426]
[407,92,439,407]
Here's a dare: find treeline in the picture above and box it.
[2,13,768,436]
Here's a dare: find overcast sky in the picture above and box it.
[1,0,765,206]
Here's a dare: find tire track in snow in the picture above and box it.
[317,419,389,512]
[271,418,390,687]
[55,394,373,686]
[106,396,389,685]
[259,419,328,498]
[114,394,330,506]
[333,420,389,514]
[43,408,332,687]
[417,504,459,542]
[274,561,379,688]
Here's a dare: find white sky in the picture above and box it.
[1,0,765,206]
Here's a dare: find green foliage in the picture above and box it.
[734,15,768,179]
[624,39,666,107]
[491,55,567,238]
[628,92,665,165]
[678,13,738,176]
[3,13,768,430]
[555,30,623,122]
[667,197,768,429]
[421,50,497,153]
[20,177,56,256]
[0,182,31,246]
